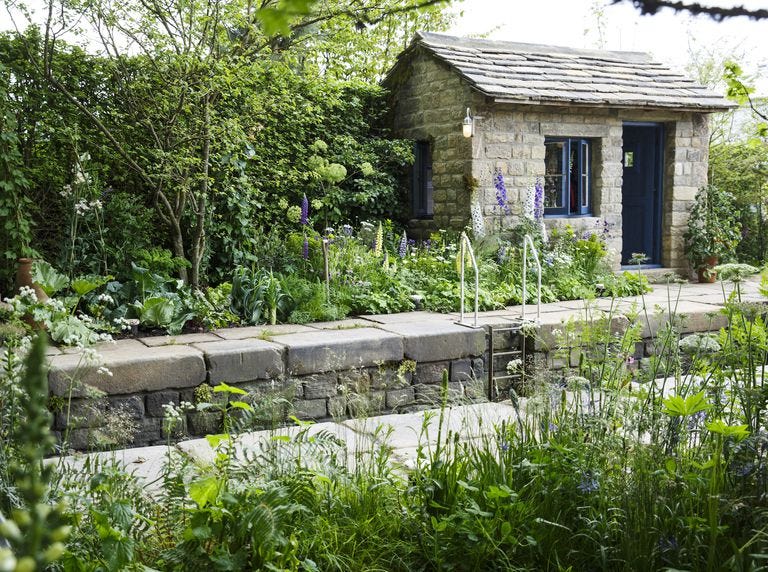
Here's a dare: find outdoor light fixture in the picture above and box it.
[462,107,474,138]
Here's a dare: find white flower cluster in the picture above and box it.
[97,293,115,305]
[162,401,196,421]
[17,286,38,302]
[45,298,66,312]
[59,184,73,198]
[74,199,103,215]
[506,358,523,374]
[97,366,113,377]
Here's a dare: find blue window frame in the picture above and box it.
[544,138,591,216]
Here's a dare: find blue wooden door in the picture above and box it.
[621,124,663,265]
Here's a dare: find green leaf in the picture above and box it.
[662,391,710,417]
[138,297,175,327]
[705,419,750,440]
[228,400,253,411]
[213,382,247,395]
[71,274,112,296]
[32,260,69,296]
[188,477,220,508]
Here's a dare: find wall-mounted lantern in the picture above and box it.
[462,107,474,138]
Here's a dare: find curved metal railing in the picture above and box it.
[522,234,542,324]
[458,231,479,327]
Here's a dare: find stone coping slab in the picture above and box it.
[213,324,315,340]
[138,333,223,347]
[49,344,206,397]
[191,339,284,383]
[376,321,485,362]
[361,311,455,324]
[273,327,404,375]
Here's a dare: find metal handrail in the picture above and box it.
[522,234,542,324]
[458,231,479,327]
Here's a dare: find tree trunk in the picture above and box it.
[189,96,210,290]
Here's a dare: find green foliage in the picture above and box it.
[683,185,742,269]
[709,142,768,264]
[0,335,69,571]
[0,84,35,292]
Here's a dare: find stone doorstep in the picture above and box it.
[376,321,486,362]
[191,339,285,383]
[273,328,404,376]
[48,344,207,398]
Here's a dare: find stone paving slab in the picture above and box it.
[307,319,372,330]
[139,333,223,347]
[60,339,146,355]
[48,344,206,397]
[342,402,519,450]
[361,311,455,324]
[192,339,284,383]
[376,321,486,362]
[213,324,315,340]
[274,328,404,375]
[50,445,170,491]
[177,421,364,467]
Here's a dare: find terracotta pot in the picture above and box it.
[696,256,719,284]
[15,258,49,302]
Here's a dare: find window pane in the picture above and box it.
[545,141,565,210]
[544,176,564,208]
[569,145,578,214]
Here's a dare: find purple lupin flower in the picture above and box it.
[533,179,544,220]
[302,237,309,259]
[494,169,510,214]
[300,194,309,225]
[398,231,408,258]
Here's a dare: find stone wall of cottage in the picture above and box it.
[388,49,483,237]
[470,104,710,269]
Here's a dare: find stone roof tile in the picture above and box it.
[412,32,733,111]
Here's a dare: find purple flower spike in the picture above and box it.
[494,169,510,214]
[534,179,544,220]
[300,194,309,225]
[398,232,408,258]
[302,237,309,259]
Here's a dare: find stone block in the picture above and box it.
[303,372,339,399]
[135,418,163,445]
[450,358,474,383]
[472,357,485,380]
[414,361,450,384]
[109,395,145,420]
[328,396,347,418]
[146,390,180,418]
[293,398,328,420]
[338,369,371,393]
[55,399,105,430]
[377,321,485,362]
[415,382,464,404]
[386,387,416,409]
[369,365,411,389]
[48,343,206,397]
[278,328,404,375]
[188,411,222,436]
[139,333,221,347]
[347,391,385,417]
[193,339,284,383]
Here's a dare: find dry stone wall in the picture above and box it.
[46,323,488,451]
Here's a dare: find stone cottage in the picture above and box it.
[383,32,733,269]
